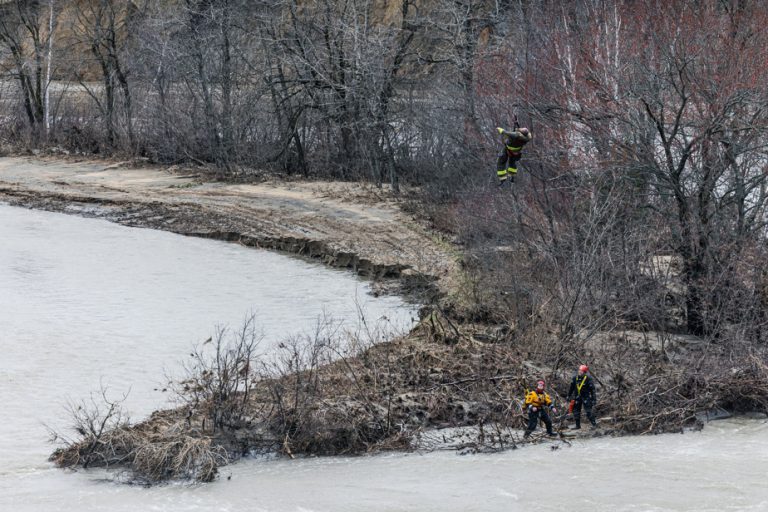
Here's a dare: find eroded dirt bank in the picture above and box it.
[0,156,455,298]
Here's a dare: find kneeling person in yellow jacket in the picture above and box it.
[524,379,557,438]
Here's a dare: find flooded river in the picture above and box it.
[1,204,767,511]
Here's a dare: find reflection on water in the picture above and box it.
[1,205,767,512]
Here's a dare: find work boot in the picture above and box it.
[523,431,531,439]
[571,425,581,430]
[547,431,557,437]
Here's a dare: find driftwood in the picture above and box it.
[50,315,768,484]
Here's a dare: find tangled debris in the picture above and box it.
[49,310,768,484]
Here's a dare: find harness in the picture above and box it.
[576,375,588,396]
[506,144,523,157]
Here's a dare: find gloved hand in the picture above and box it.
[497,127,505,134]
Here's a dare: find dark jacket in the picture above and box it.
[501,129,531,153]
[498,128,532,154]
[567,374,596,403]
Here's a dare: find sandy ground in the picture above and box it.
[0,156,457,296]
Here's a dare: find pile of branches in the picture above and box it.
[50,410,227,483]
[49,312,768,484]
[49,312,532,482]
[559,335,768,435]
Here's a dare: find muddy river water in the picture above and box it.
[1,204,767,512]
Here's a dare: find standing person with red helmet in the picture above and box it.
[566,364,598,429]
[523,379,557,438]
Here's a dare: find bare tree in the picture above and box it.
[69,0,142,149]
[0,0,57,136]
[262,0,420,187]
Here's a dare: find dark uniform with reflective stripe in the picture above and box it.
[496,128,532,185]
[567,374,597,428]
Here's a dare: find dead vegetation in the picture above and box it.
[49,308,768,484]
[0,0,760,488]
[50,411,228,483]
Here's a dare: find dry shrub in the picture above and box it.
[554,334,768,435]
[133,434,228,483]
[50,412,229,483]
[173,317,261,434]
[50,425,135,469]
[51,312,768,485]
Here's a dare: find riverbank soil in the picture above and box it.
[3,156,767,483]
[0,156,455,298]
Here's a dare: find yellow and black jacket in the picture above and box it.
[524,390,553,409]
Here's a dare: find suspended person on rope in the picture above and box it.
[566,364,598,429]
[523,379,557,438]
[496,118,532,186]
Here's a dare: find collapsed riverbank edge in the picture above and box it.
[2,171,767,484]
[0,187,435,299]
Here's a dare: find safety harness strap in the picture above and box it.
[576,375,588,395]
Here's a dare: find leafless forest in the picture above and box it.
[4,0,768,478]
[5,0,762,344]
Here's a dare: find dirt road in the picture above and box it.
[0,156,456,297]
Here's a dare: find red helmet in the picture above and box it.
[536,380,545,389]
[579,364,589,373]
